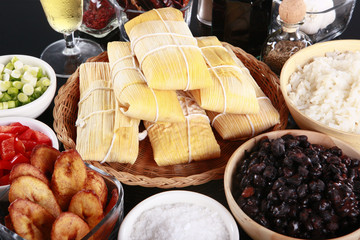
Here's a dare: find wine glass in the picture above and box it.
[40,0,103,78]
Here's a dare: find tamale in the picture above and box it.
[76,62,140,164]
[124,7,213,90]
[208,45,280,140]
[107,41,185,123]
[190,36,259,115]
[144,91,220,166]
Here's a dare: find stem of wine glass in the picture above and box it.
[62,32,81,56]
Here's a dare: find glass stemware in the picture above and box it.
[40,0,103,78]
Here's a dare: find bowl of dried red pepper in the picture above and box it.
[79,0,120,38]
[115,0,194,41]
[0,117,59,201]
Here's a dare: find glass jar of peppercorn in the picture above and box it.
[79,0,119,38]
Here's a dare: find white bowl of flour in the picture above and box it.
[118,190,239,240]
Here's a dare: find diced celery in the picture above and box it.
[12,81,23,89]
[17,93,29,103]
[5,62,14,70]
[7,87,19,97]
[11,56,19,64]
[7,101,16,109]
[28,67,39,76]
[22,83,34,96]
[2,102,8,109]
[1,93,11,102]
[0,81,11,91]
[11,69,22,79]
[40,77,51,87]
[3,68,12,75]
[13,60,24,70]
[2,73,10,82]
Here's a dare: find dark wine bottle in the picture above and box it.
[212,0,272,57]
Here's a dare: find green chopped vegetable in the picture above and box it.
[0,56,51,109]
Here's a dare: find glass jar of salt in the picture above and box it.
[261,0,312,75]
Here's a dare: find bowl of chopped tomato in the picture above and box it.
[0,117,58,201]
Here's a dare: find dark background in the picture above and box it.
[0,0,359,239]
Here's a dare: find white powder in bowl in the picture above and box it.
[287,51,360,134]
[129,202,230,240]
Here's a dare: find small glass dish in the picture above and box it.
[114,0,194,41]
[0,163,124,240]
[270,0,356,43]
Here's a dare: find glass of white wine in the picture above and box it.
[40,0,103,78]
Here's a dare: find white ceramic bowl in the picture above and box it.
[0,117,59,201]
[0,54,56,118]
[118,190,239,240]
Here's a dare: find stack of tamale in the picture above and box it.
[124,7,213,91]
[76,62,140,164]
[107,41,185,123]
[75,7,281,166]
[194,37,280,140]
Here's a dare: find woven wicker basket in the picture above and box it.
[53,43,289,188]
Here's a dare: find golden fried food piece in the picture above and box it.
[9,199,55,240]
[9,163,50,186]
[51,212,91,240]
[30,144,60,179]
[51,149,87,211]
[104,188,119,216]
[68,190,104,229]
[9,176,61,218]
[84,170,108,208]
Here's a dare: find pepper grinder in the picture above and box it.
[261,0,312,75]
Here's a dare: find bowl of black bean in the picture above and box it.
[224,129,360,240]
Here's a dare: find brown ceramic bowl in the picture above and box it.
[279,40,360,151]
[224,129,360,240]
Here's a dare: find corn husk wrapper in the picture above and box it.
[190,36,259,115]
[107,41,185,123]
[76,62,140,164]
[144,91,220,166]
[208,45,280,140]
[124,7,213,90]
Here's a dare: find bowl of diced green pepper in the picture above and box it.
[0,55,56,118]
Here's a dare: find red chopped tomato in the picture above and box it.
[1,137,16,161]
[14,138,26,155]
[18,128,34,140]
[0,173,10,185]
[0,133,15,143]
[10,153,29,165]
[33,130,52,146]
[22,140,38,152]
[0,125,29,135]
[0,122,53,186]
[0,160,12,170]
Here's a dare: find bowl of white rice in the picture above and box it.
[280,39,360,151]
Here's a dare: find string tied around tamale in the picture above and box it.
[129,9,196,91]
[211,96,272,137]
[78,85,113,106]
[75,109,115,128]
[111,53,160,122]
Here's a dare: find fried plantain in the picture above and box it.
[84,170,108,208]
[68,190,104,230]
[9,176,61,218]
[51,212,91,240]
[9,163,50,186]
[30,144,60,179]
[104,188,119,216]
[9,199,55,240]
[51,149,87,211]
